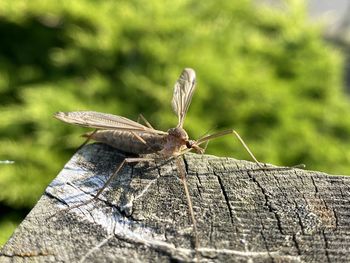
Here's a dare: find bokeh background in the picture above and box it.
[1,0,350,246]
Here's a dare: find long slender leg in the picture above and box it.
[137,113,154,129]
[131,131,148,145]
[89,157,152,202]
[196,129,263,168]
[51,157,153,217]
[175,157,200,262]
[203,140,209,153]
[130,131,161,154]
[248,163,306,172]
[195,129,304,170]
[76,129,98,152]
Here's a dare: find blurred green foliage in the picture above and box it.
[0,0,350,246]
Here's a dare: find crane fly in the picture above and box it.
[54,68,270,261]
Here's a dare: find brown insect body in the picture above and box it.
[86,127,191,157]
[86,130,165,154]
[159,127,190,157]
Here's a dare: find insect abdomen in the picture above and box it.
[87,130,166,154]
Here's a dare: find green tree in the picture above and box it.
[0,0,349,245]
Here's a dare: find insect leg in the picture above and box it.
[175,157,200,262]
[248,163,306,172]
[92,157,152,201]
[137,113,154,129]
[196,129,263,168]
[131,131,148,145]
[76,129,98,152]
[51,157,153,217]
[195,129,305,171]
[202,140,210,153]
[130,131,162,154]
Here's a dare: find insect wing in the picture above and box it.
[54,111,167,134]
[171,68,196,128]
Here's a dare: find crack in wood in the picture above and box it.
[215,173,235,227]
[293,200,306,235]
[311,176,319,194]
[322,230,331,263]
[247,171,285,235]
[292,234,302,256]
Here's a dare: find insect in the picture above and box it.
[55,68,268,261]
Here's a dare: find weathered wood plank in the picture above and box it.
[1,143,350,262]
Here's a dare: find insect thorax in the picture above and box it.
[167,127,189,141]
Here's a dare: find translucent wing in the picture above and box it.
[171,68,196,128]
[54,111,167,135]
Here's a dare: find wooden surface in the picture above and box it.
[1,143,350,262]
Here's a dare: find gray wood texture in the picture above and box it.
[1,143,349,263]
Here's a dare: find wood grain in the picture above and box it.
[1,143,349,262]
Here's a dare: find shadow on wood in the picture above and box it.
[0,143,349,262]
